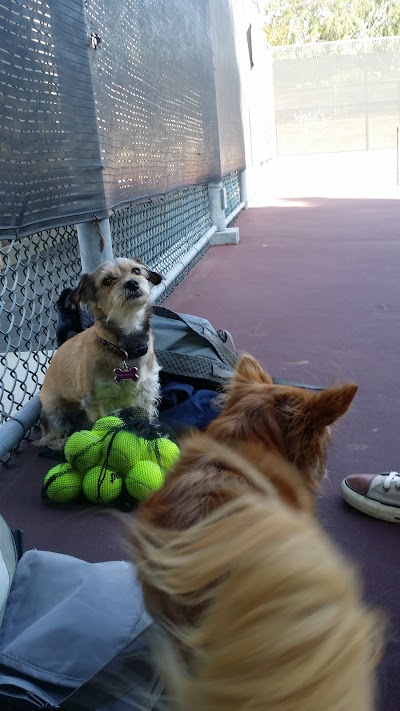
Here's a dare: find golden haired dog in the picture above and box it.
[40,257,162,450]
[130,355,383,709]
[136,353,359,534]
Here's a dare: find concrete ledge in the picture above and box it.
[225,201,245,226]
[210,227,239,245]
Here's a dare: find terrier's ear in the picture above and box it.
[146,269,163,286]
[133,257,163,286]
[65,274,96,306]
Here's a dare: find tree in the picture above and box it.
[263,0,400,46]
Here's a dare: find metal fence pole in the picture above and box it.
[363,37,369,151]
[0,396,41,461]
[208,181,239,245]
[76,217,113,273]
[208,181,227,231]
[239,169,248,207]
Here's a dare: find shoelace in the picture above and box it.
[383,471,400,492]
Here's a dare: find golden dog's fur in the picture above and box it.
[130,355,382,710]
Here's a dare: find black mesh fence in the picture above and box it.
[209,0,246,177]
[0,0,246,237]
[273,37,400,155]
[0,0,105,236]
[85,0,223,210]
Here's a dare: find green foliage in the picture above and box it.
[263,0,400,46]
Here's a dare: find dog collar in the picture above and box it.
[96,336,149,360]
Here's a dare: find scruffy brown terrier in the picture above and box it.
[39,257,162,450]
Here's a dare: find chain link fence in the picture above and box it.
[0,227,81,426]
[223,171,241,219]
[0,176,245,427]
[111,184,212,274]
[273,36,400,155]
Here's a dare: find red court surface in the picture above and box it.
[2,153,400,710]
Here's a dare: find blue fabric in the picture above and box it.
[159,382,220,432]
[0,551,152,708]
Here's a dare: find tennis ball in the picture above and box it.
[44,462,73,482]
[125,460,165,501]
[64,430,103,474]
[148,438,180,473]
[43,464,82,503]
[83,466,123,504]
[92,416,124,434]
[102,431,146,475]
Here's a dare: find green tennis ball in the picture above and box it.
[103,431,146,475]
[148,438,180,473]
[44,462,74,488]
[92,416,124,433]
[83,466,123,504]
[43,464,82,503]
[64,430,103,474]
[125,460,165,501]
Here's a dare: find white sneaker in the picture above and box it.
[341,471,400,523]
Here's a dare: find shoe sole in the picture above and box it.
[341,480,400,523]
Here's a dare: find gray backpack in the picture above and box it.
[153,305,238,389]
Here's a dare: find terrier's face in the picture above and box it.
[68,258,162,320]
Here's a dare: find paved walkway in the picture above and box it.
[2,153,399,710]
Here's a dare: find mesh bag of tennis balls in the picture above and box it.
[54,407,180,506]
[94,407,180,502]
[41,463,83,504]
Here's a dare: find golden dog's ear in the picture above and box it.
[233,354,273,386]
[307,384,358,428]
[66,274,96,306]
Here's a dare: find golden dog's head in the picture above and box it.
[207,354,358,488]
[68,257,162,323]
